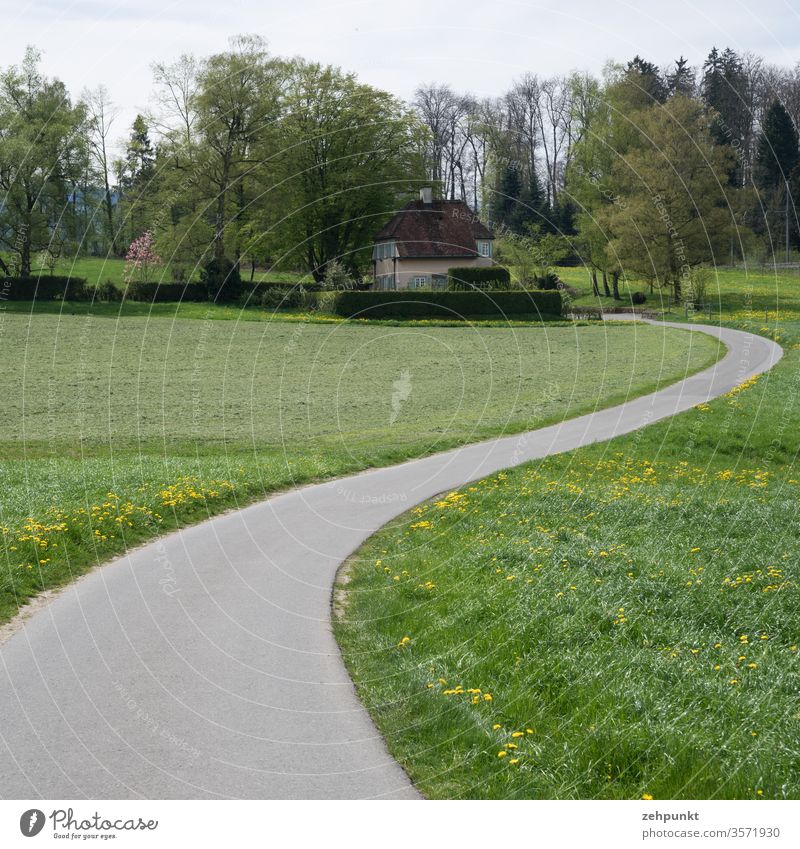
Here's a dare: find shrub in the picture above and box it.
[92,281,123,302]
[631,291,647,305]
[123,281,208,302]
[534,271,561,290]
[314,291,338,313]
[684,267,711,308]
[201,257,243,302]
[447,266,511,291]
[1,276,87,300]
[333,290,562,320]
[260,287,303,310]
[298,290,320,312]
[322,260,358,291]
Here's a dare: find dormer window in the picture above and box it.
[477,240,492,257]
[374,240,396,261]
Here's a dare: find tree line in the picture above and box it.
[1,37,800,295]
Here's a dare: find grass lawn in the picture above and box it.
[0,311,720,626]
[335,305,799,800]
[20,254,306,286]
[557,263,800,320]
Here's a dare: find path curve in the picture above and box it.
[0,319,782,799]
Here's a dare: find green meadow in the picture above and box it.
[335,283,800,800]
[0,311,718,625]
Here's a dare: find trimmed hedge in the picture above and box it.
[1,276,87,300]
[333,290,562,319]
[447,266,511,291]
[122,281,208,302]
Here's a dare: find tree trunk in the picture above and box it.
[214,155,231,260]
[602,270,611,297]
[611,271,621,300]
[591,268,600,297]
[104,181,118,255]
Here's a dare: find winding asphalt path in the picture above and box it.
[0,319,782,800]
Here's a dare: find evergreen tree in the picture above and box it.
[515,168,547,232]
[116,115,157,249]
[119,115,155,191]
[667,57,695,98]
[702,47,750,184]
[754,100,800,191]
[753,100,800,253]
[626,56,667,103]
[491,160,523,232]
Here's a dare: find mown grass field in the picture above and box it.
[335,301,799,800]
[0,312,719,625]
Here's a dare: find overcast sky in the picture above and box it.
[6,0,800,148]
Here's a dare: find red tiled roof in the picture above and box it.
[374,199,494,258]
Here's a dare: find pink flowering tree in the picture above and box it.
[123,231,163,283]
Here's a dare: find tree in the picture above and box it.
[115,115,156,248]
[149,37,287,272]
[0,47,87,276]
[84,85,120,254]
[490,159,546,234]
[667,57,695,98]
[273,61,425,280]
[566,67,647,297]
[413,84,468,196]
[123,231,162,283]
[194,35,285,262]
[118,115,155,191]
[598,96,737,298]
[495,224,568,287]
[754,100,800,190]
[753,100,800,256]
[626,56,667,103]
[702,47,752,184]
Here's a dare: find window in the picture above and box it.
[477,240,492,257]
[374,241,396,261]
[431,274,447,291]
[411,276,429,289]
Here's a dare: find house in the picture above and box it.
[372,188,495,290]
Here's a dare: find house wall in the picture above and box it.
[373,256,493,290]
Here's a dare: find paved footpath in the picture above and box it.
[0,319,782,799]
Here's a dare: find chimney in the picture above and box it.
[420,187,433,205]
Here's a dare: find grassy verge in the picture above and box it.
[0,314,720,626]
[335,311,798,800]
